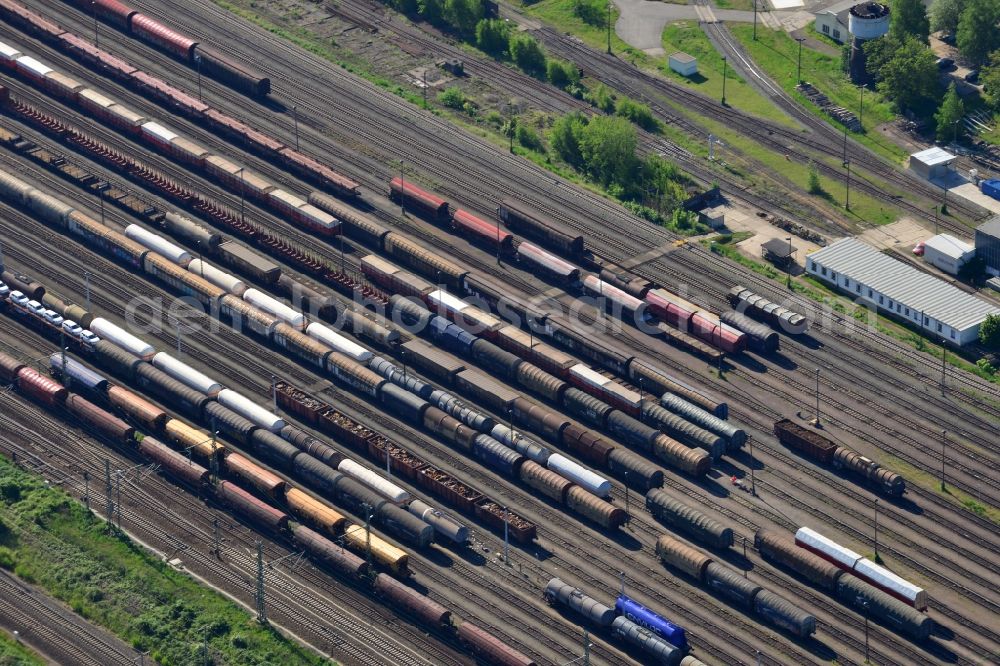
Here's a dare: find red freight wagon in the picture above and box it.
[452,209,512,249]
[130,14,198,60]
[389,177,449,220]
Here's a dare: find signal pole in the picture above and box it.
[811,367,821,427]
[255,541,266,624]
[104,459,113,531]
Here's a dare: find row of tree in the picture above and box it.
[929,0,1000,66]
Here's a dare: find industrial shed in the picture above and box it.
[806,237,1000,345]
[922,233,975,275]
[908,147,955,180]
[976,215,1000,277]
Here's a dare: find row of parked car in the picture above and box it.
[4,284,100,345]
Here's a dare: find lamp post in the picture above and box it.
[796,37,805,84]
[721,56,728,106]
[237,167,245,222]
[858,84,864,129]
[607,2,612,55]
[293,105,299,151]
[786,236,792,288]
[953,118,961,146]
[753,0,758,40]
[844,160,851,211]
[811,367,821,427]
[940,429,947,491]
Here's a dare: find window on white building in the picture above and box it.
[822,24,830,34]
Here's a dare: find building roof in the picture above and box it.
[924,233,974,259]
[762,238,796,258]
[669,52,696,64]
[809,237,1000,331]
[977,215,1000,239]
[910,147,955,167]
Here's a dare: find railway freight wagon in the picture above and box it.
[773,419,905,496]
[795,527,927,610]
[755,529,932,641]
[656,535,817,638]
[0,12,359,197]
[544,578,684,665]
[728,285,808,335]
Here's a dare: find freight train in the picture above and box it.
[754,529,932,641]
[656,535,817,639]
[0,44,342,234]
[370,258,744,466]
[795,527,927,610]
[774,419,906,497]
[385,178,748,355]
[60,0,270,96]
[2,349,537,665]
[543,578,691,665]
[0,3,358,195]
[729,285,808,335]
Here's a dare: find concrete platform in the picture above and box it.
[857,217,929,252]
[930,171,1000,214]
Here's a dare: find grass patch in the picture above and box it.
[883,454,1000,526]
[703,234,784,280]
[525,0,649,63]
[659,21,791,124]
[980,114,1000,146]
[0,629,44,664]
[728,25,909,164]
[0,454,328,666]
[697,115,901,226]
[714,0,756,10]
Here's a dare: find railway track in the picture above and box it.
[3,2,996,660]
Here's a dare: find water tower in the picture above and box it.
[848,2,890,84]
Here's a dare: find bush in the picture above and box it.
[509,33,547,76]
[475,18,511,57]
[547,59,580,89]
[444,0,485,35]
[438,86,466,109]
[807,161,823,194]
[550,111,588,167]
[587,83,616,113]
[615,97,658,131]
[516,124,545,151]
[572,0,607,27]
[980,313,1000,347]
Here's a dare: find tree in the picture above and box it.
[578,115,637,186]
[587,83,616,113]
[935,83,965,141]
[981,50,1000,109]
[419,0,444,24]
[476,19,511,57]
[437,86,466,109]
[980,313,1000,347]
[615,97,659,131]
[443,0,484,34]
[391,0,421,14]
[872,37,940,114]
[957,0,1000,66]
[550,111,588,167]
[890,0,930,42]
[863,35,902,80]
[547,59,579,89]
[509,33,547,76]
[930,0,966,33]
[572,0,606,26]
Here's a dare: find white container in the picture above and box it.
[152,352,223,397]
[306,322,372,362]
[546,453,611,498]
[125,224,193,266]
[338,459,411,503]
[853,557,926,609]
[217,389,285,433]
[243,289,305,330]
[569,364,609,390]
[427,289,468,314]
[89,317,156,360]
[140,121,179,144]
[0,41,22,65]
[187,259,247,296]
[794,527,863,570]
[17,56,53,78]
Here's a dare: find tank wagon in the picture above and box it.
[728,285,808,335]
[795,527,926,609]
[614,595,688,649]
[774,419,905,496]
[656,535,816,638]
[720,310,779,353]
